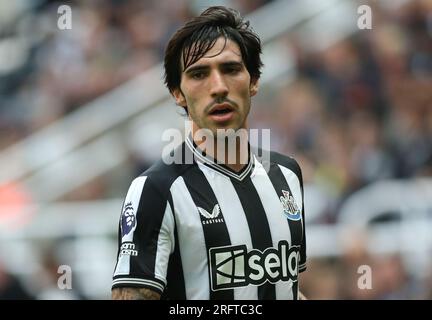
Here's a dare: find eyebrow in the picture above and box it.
[184,61,244,74]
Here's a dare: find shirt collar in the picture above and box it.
[185,135,255,182]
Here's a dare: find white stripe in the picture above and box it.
[170,177,210,299]
[199,165,257,300]
[113,176,147,276]
[112,277,164,288]
[154,201,175,286]
[278,165,304,237]
[251,161,294,300]
[112,281,164,293]
[112,278,164,292]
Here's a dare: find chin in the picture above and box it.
[213,125,243,138]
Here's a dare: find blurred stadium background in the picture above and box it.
[0,0,431,299]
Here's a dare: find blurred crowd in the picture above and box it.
[0,0,268,149]
[277,0,432,299]
[253,0,432,220]
[1,0,432,299]
[262,0,432,299]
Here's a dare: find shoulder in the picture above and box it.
[253,147,303,184]
[269,150,302,180]
[136,144,194,197]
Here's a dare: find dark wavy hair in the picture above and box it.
[164,6,263,94]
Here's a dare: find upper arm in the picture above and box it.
[286,156,307,272]
[112,176,175,295]
[272,153,307,272]
[112,287,161,300]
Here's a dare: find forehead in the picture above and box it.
[184,37,243,70]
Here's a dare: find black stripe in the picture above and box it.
[163,195,186,300]
[182,168,234,300]
[267,163,303,299]
[111,276,165,294]
[231,177,275,300]
[293,280,298,300]
[131,178,167,278]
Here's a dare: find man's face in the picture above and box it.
[173,37,259,135]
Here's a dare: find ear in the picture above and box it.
[250,78,259,97]
[172,88,186,107]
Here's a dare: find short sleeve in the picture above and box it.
[112,176,175,295]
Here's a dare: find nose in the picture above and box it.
[209,71,228,98]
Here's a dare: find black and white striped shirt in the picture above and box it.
[112,137,306,300]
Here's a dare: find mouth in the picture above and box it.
[208,103,235,123]
[208,103,234,116]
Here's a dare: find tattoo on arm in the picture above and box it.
[112,287,161,300]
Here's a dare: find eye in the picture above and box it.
[224,65,241,75]
[191,71,207,80]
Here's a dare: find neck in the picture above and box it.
[192,129,249,172]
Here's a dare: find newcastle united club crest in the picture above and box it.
[280,190,301,221]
